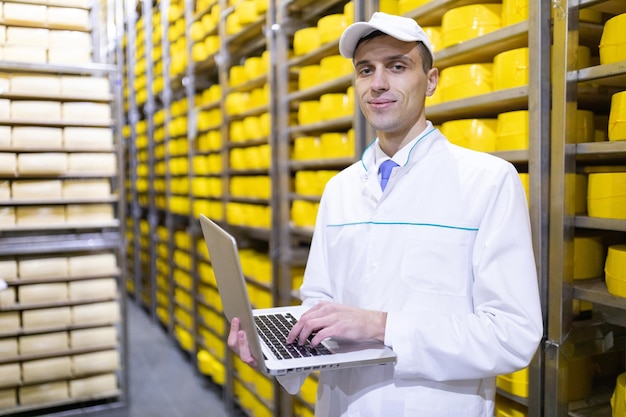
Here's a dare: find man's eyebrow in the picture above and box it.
[354,54,415,67]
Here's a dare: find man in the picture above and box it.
[229,12,543,417]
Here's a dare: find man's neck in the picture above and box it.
[377,121,428,157]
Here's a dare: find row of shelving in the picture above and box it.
[549,0,626,416]
[0,0,127,415]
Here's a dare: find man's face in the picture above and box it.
[353,35,437,139]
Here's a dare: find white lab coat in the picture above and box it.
[279,123,543,417]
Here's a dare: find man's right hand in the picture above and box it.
[227,317,258,369]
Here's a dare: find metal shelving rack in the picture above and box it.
[0,0,128,414]
[549,0,626,416]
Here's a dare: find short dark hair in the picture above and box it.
[354,30,433,73]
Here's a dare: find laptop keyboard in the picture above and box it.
[255,313,332,360]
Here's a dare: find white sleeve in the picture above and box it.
[276,372,309,395]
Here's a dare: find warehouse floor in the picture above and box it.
[114,298,236,417]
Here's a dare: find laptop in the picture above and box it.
[199,214,397,376]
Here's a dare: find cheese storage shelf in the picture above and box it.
[0,147,115,152]
[289,115,353,136]
[0,231,120,255]
[224,16,266,58]
[403,0,501,26]
[0,197,118,206]
[288,75,352,102]
[0,92,113,103]
[2,270,122,285]
[0,120,113,128]
[0,62,116,75]
[0,173,117,179]
[0,221,120,232]
[289,40,340,68]
[577,141,626,162]
[575,216,626,233]
[434,20,528,68]
[549,0,626,415]
[290,157,356,170]
[0,344,119,365]
[573,279,626,311]
[0,391,123,417]
[427,86,529,124]
[0,321,120,339]
[0,0,126,411]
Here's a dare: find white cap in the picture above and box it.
[339,12,435,62]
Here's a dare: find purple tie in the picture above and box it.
[379,160,399,191]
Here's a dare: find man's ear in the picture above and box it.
[426,68,439,97]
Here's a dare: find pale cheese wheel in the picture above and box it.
[0,364,20,388]
[61,76,110,99]
[0,126,10,147]
[0,260,17,281]
[47,7,90,30]
[48,47,91,65]
[16,205,65,226]
[0,153,16,175]
[72,301,119,325]
[0,181,9,200]
[65,204,114,224]
[0,337,17,358]
[68,253,117,276]
[17,153,67,174]
[18,282,68,304]
[67,153,116,174]
[0,338,18,357]
[49,30,92,49]
[70,374,118,398]
[3,45,47,64]
[22,357,72,383]
[0,26,5,44]
[0,180,9,200]
[5,27,50,47]
[19,332,68,355]
[69,278,116,300]
[0,312,20,331]
[72,350,120,376]
[3,3,47,25]
[12,126,63,149]
[0,74,9,95]
[19,257,68,280]
[0,99,10,118]
[11,101,61,121]
[62,102,111,123]
[0,388,17,409]
[70,327,117,349]
[22,307,71,329]
[62,179,111,199]
[10,73,60,95]
[0,287,15,308]
[0,207,15,226]
[19,381,70,405]
[63,128,113,150]
[11,180,63,200]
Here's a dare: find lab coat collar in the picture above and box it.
[360,121,439,173]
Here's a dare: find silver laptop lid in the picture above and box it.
[199,214,267,369]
